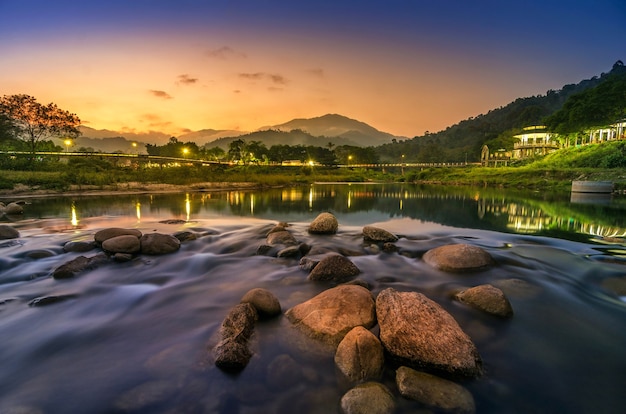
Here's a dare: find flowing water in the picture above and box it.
[1,183,625,413]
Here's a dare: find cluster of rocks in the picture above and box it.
[211,212,516,413]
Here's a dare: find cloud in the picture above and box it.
[177,74,198,85]
[149,90,173,99]
[207,46,247,60]
[238,72,288,85]
[306,68,325,78]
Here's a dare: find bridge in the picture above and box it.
[1,151,471,169]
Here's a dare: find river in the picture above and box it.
[1,183,625,413]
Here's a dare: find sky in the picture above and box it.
[1,0,625,139]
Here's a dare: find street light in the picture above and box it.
[64,139,72,153]
[182,147,189,159]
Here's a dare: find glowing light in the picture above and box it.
[185,193,191,222]
[308,187,314,210]
[347,191,352,209]
[135,201,141,222]
[250,194,255,215]
[64,139,72,153]
[70,202,78,226]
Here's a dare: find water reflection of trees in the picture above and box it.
[6,184,625,240]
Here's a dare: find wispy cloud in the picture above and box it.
[149,90,173,99]
[306,68,325,78]
[177,74,198,85]
[207,46,247,60]
[239,72,288,85]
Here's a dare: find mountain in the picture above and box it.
[78,126,171,144]
[261,114,402,147]
[204,128,361,150]
[178,129,248,145]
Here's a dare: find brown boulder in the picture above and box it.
[308,212,338,234]
[94,228,142,244]
[285,285,376,347]
[240,288,281,318]
[362,226,398,243]
[308,254,360,283]
[140,233,181,255]
[0,225,19,240]
[102,235,141,254]
[340,382,396,414]
[376,288,482,378]
[266,230,298,246]
[455,284,513,317]
[423,244,493,272]
[396,366,475,413]
[335,326,384,382]
[214,302,258,371]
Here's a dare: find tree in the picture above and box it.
[0,94,81,156]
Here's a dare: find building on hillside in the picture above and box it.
[513,126,560,159]
[481,145,511,166]
[587,119,626,143]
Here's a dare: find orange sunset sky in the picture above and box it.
[1,0,625,139]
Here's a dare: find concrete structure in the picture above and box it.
[513,126,560,159]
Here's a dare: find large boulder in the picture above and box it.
[423,244,494,272]
[340,382,396,414]
[307,254,360,283]
[266,230,298,246]
[140,233,181,255]
[308,212,338,234]
[3,202,23,215]
[335,326,384,382]
[52,253,109,279]
[285,285,376,347]
[454,284,513,318]
[396,366,475,414]
[376,288,482,378]
[362,226,398,243]
[94,228,142,244]
[214,303,258,371]
[0,225,19,240]
[102,235,141,254]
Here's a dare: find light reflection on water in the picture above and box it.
[0,183,625,413]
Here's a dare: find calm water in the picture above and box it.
[1,183,625,413]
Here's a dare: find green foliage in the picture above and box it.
[530,141,626,169]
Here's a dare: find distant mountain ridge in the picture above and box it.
[76,114,402,152]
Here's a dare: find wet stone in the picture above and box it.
[63,241,96,253]
[140,233,181,255]
[29,294,77,307]
[240,288,281,318]
[307,254,361,283]
[340,382,396,414]
[266,230,298,246]
[52,253,109,279]
[214,302,258,371]
[335,326,384,383]
[0,225,19,240]
[423,243,494,272]
[362,226,398,243]
[94,228,142,244]
[308,212,338,234]
[102,234,141,254]
[173,230,198,242]
[4,203,24,215]
[454,284,514,317]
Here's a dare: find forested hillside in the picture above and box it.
[376,61,625,163]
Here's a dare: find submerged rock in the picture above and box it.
[4,202,24,215]
[307,254,361,283]
[335,326,384,383]
[396,366,476,414]
[0,225,19,240]
[63,240,96,253]
[308,212,338,234]
[29,294,78,307]
[285,284,376,347]
[455,284,514,317]
[52,253,109,279]
[423,244,494,272]
[362,226,398,243]
[140,233,181,255]
[266,230,298,246]
[376,288,482,378]
[340,382,396,414]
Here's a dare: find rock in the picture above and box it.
[277,245,302,258]
[299,257,319,271]
[335,326,384,382]
[52,253,109,279]
[94,228,142,244]
[455,284,513,317]
[267,225,286,235]
[63,241,96,253]
[285,285,376,347]
[24,250,55,259]
[308,212,338,234]
[114,380,177,412]
[240,288,281,318]
[308,254,361,283]
[340,382,396,414]
[362,226,398,243]
[423,244,494,272]
[396,366,476,414]
[112,253,134,262]
[266,230,298,246]
[140,233,181,255]
[376,288,482,378]
[382,243,398,253]
[102,235,141,254]
[173,230,197,242]
[4,203,23,215]
[0,225,19,240]
[214,302,258,371]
